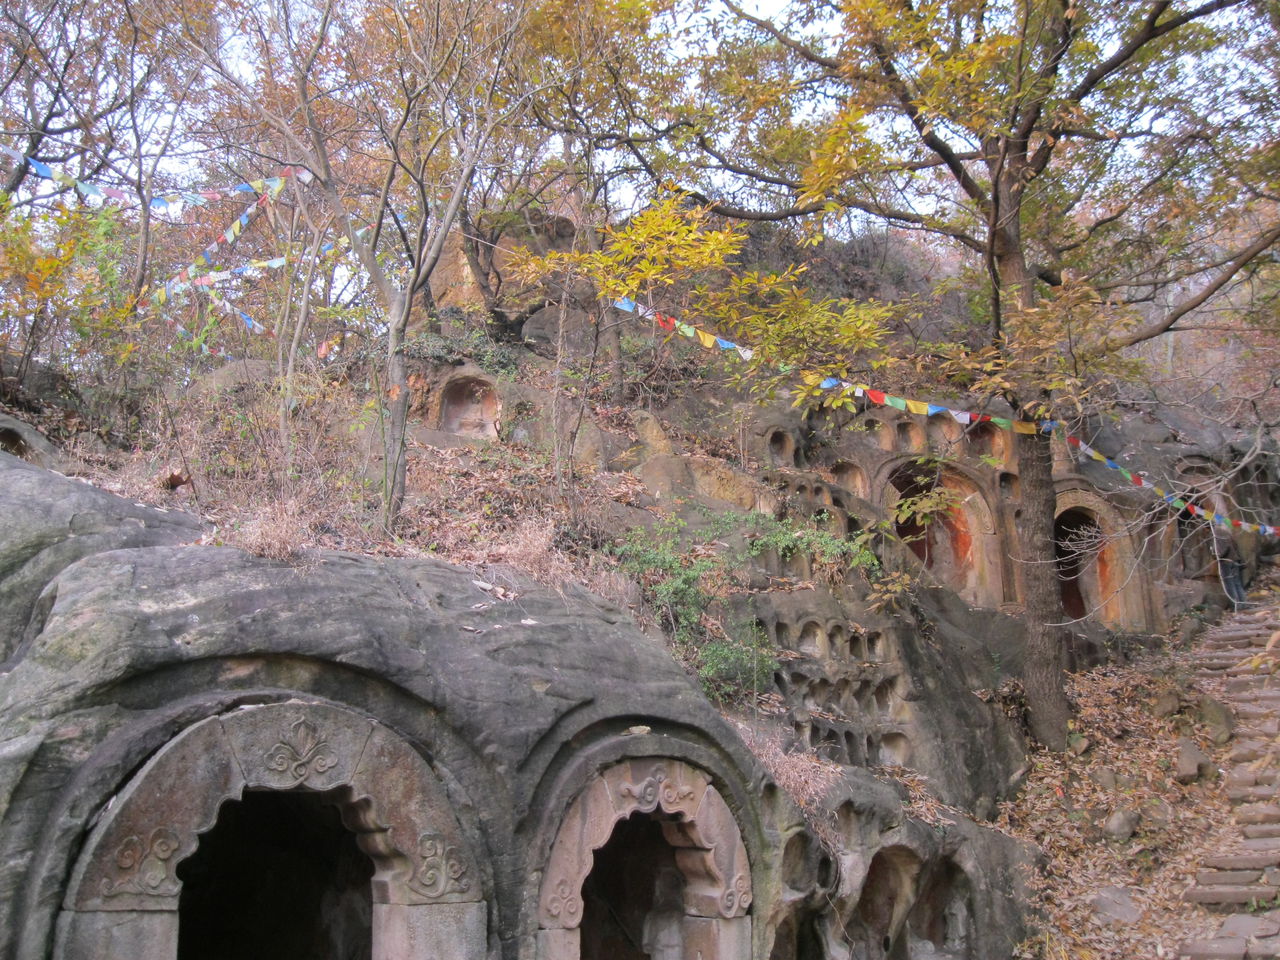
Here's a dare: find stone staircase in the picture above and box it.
[1179,606,1280,960]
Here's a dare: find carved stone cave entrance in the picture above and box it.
[537,759,752,960]
[55,702,486,960]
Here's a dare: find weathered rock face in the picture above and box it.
[0,454,1033,960]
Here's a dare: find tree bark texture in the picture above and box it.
[1013,425,1072,751]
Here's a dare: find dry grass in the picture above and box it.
[734,720,844,847]
[69,369,647,608]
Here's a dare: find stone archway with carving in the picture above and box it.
[1053,487,1152,632]
[56,701,486,960]
[536,758,752,960]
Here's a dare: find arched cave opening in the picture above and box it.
[440,377,499,438]
[580,812,683,960]
[769,429,800,467]
[905,859,973,957]
[889,466,934,566]
[1054,508,1103,622]
[0,428,30,459]
[856,846,921,960]
[175,790,374,960]
[965,422,1004,461]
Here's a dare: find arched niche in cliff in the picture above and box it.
[832,461,869,500]
[895,420,926,454]
[927,414,964,454]
[439,375,500,439]
[862,417,895,453]
[766,428,802,468]
[536,758,752,960]
[854,845,922,960]
[55,702,485,960]
[905,859,973,958]
[1053,489,1150,631]
[887,463,1002,609]
[964,421,1006,464]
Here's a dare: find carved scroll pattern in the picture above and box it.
[99,828,182,899]
[409,833,473,900]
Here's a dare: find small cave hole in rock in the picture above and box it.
[880,732,912,766]
[782,832,811,889]
[833,461,868,499]
[440,376,499,438]
[769,430,799,467]
[798,621,827,658]
[176,789,373,960]
[999,471,1020,499]
[0,428,30,459]
[581,813,685,960]
[907,859,973,956]
[857,847,921,960]
[965,422,1003,461]
[896,421,924,452]
[873,679,894,715]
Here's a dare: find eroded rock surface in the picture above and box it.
[0,454,1032,960]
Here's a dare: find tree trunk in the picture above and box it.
[1014,424,1072,750]
[383,293,411,529]
[997,232,1073,751]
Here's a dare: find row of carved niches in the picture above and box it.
[769,813,975,960]
[768,618,886,664]
[767,471,862,532]
[66,702,480,913]
[850,412,1012,466]
[775,663,909,722]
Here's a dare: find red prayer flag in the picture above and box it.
[867,390,886,404]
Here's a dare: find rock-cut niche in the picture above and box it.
[440,376,499,439]
[537,759,752,960]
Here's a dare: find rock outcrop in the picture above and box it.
[0,453,1033,960]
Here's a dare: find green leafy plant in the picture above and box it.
[613,508,881,700]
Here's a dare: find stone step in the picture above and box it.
[1239,727,1280,742]
[1205,850,1280,870]
[1177,937,1245,960]
[1197,869,1264,885]
[1182,885,1274,911]
[1227,662,1280,677]
[1228,785,1278,804]
[1226,770,1280,788]
[1223,686,1280,701]
[1235,804,1280,825]
[1229,741,1276,763]
[1235,704,1277,719]
[1185,884,1280,905]
[1244,825,1280,839]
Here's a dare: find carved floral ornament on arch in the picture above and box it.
[537,758,752,929]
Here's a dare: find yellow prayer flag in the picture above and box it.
[1012,421,1037,434]
[905,399,929,415]
[696,329,717,349]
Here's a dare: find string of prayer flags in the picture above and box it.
[0,144,306,209]
[150,179,287,308]
[610,294,1278,537]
